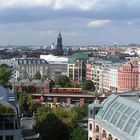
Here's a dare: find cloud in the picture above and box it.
[0,0,95,10]
[0,0,139,11]
[87,19,111,28]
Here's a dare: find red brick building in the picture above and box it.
[118,61,139,92]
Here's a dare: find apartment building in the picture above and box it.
[15,58,49,79]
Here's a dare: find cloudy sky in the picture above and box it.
[0,0,140,46]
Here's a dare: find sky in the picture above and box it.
[0,0,140,46]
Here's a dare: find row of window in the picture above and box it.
[0,135,13,140]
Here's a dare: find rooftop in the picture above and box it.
[95,94,140,140]
[68,53,89,63]
[40,55,68,64]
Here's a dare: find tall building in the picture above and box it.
[56,32,63,56]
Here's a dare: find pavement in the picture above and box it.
[20,118,40,140]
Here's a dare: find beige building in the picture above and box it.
[15,58,49,79]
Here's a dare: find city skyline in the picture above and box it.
[0,0,140,46]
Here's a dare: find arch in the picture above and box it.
[102,129,107,138]
[95,125,99,132]
[108,134,113,140]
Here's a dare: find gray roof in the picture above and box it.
[95,94,140,140]
[17,58,48,65]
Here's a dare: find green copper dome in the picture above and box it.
[68,53,89,63]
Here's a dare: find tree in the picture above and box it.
[34,113,70,140]
[18,93,41,116]
[0,67,11,88]
[48,79,55,92]
[72,105,88,120]
[34,107,78,140]
[18,93,29,115]
[70,127,87,140]
[82,80,95,91]
[34,71,41,80]
[55,75,70,87]
[0,103,15,114]
[52,107,77,128]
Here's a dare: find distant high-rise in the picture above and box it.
[56,32,63,56]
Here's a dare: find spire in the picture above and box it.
[56,31,63,56]
[58,31,62,38]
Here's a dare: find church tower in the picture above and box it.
[56,32,63,56]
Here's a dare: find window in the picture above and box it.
[131,120,140,136]
[89,137,92,140]
[90,109,92,115]
[89,123,92,130]
[6,136,13,140]
[0,136,2,140]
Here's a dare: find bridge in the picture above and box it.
[31,93,108,105]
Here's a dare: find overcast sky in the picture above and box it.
[0,0,140,46]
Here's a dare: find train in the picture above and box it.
[50,87,83,93]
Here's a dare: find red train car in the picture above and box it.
[51,87,83,93]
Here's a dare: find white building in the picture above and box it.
[40,55,68,78]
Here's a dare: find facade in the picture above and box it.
[86,63,92,80]
[86,60,139,93]
[40,55,68,78]
[68,53,89,82]
[56,32,63,56]
[91,65,101,92]
[88,94,140,140]
[102,67,110,92]
[118,61,139,92]
[0,86,23,140]
[15,58,49,79]
[109,64,119,92]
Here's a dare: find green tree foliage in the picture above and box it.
[48,79,55,92]
[34,71,41,80]
[0,67,11,88]
[82,80,95,91]
[72,105,88,120]
[35,113,70,140]
[0,104,15,114]
[52,107,77,128]
[70,127,87,140]
[34,107,78,140]
[55,75,70,87]
[18,93,41,116]
[18,93,29,115]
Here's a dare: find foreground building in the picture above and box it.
[88,94,140,140]
[0,86,23,140]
